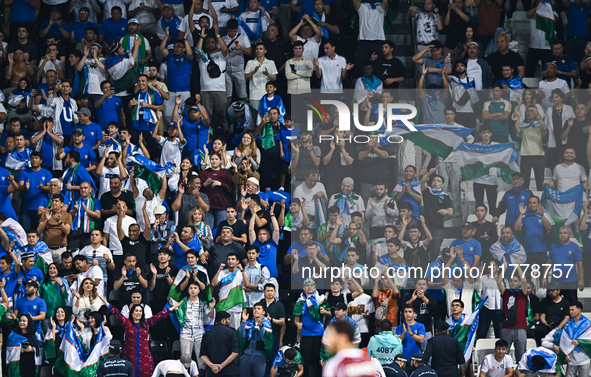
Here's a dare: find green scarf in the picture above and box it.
[131,87,158,123]
[261,123,276,150]
[121,33,147,72]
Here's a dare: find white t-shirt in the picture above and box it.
[157,136,186,169]
[199,51,227,92]
[203,0,238,27]
[481,354,514,377]
[443,281,474,316]
[357,3,385,40]
[292,181,327,215]
[553,162,587,192]
[78,245,113,261]
[85,58,109,95]
[103,215,136,255]
[529,18,553,50]
[129,0,157,24]
[178,12,214,46]
[77,265,105,298]
[134,187,164,231]
[98,165,121,199]
[348,294,375,334]
[122,303,153,318]
[415,11,439,45]
[538,78,570,109]
[296,36,320,65]
[318,54,347,93]
[245,58,278,101]
[40,59,66,83]
[223,33,251,71]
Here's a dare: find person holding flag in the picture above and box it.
[328,177,365,225]
[489,226,527,276]
[238,301,274,377]
[211,252,249,329]
[558,301,591,377]
[391,166,422,218]
[6,313,44,377]
[168,249,210,304]
[238,0,274,43]
[68,181,101,253]
[129,74,164,162]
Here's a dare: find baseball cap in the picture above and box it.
[109,340,122,350]
[461,222,475,230]
[189,105,200,112]
[162,3,174,9]
[26,280,39,288]
[334,302,348,311]
[166,43,175,51]
[394,354,408,363]
[75,107,92,117]
[221,225,234,233]
[154,205,167,215]
[128,18,139,24]
[437,320,450,331]
[411,353,424,362]
[73,127,85,135]
[547,281,560,290]
[167,122,178,129]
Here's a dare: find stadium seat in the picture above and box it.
[172,340,181,359]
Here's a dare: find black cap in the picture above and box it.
[394,354,408,363]
[411,353,424,362]
[441,247,451,258]
[109,340,122,349]
[461,222,475,230]
[547,281,560,290]
[74,92,88,101]
[334,302,348,311]
[430,40,443,49]
[26,280,39,288]
[216,311,231,322]
[437,320,450,331]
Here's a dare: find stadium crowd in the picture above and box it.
[0,0,591,376]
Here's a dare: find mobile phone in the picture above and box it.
[21,342,30,348]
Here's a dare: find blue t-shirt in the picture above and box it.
[172,239,202,269]
[181,118,208,153]
[11,0,35,22]
[166,53,192,92]
[37,84,57,105]
[0,186,17,220]
[301,300,324,336]
[253,239,278,278]
[40,20,71,42]
[96,96,123,131]
[259,0,277,11]
[159,15,182,39]
[79,122,103,148]
[63,144,97,168]
[98,18,129,44]
[566,3,590,36]
[549,241,582,283]
[16,268,45,297]
[0,270,18,297]
[396,322,426,359]
[15,296,47,330]
[295,0,334,21]
[501,188,533,229]
[0,129,29,146]
[17,168,53,211]
[70,21,98,43]
[0,167,10,186]
[449,238,482,267]
[521,212,550,254]
[132,91,163,131]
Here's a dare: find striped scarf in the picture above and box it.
[132,88,157,123]
[244,317,272,340]
[236,11,263,41]
[121,33,147,71]
[336,193,356,216]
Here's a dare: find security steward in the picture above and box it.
[409,353,438,377]
[422,321,465,377]
[96,340,135,377]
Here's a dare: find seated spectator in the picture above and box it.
[538,62,570,109]
[480,340,514,377]
[78,229,115,285]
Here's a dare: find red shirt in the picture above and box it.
[502,290,528,329]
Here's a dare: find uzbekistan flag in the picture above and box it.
[168,265,211,304]
[385,124,473,158]
[216,269,246,312]
[126,155,173,194]
[1,218,26,250]
[536,0,556,45]
[239,317,274,358]
[54,322,109,377]
[375,254,410,288]
[518,347,562,374]
[559,315,591,360]
[16,242,53,275]
[452,297,487,364]
[542,183,584,246]
[453,142,520,184]
[6,331,43,377]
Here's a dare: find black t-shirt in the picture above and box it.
[374,57,407,89]
[216,219,248,242]
[486,50,525,82]
[100,190,136,220]
[540,296,570,326]
[355,143,396,184]
[321,142,356,182]
[8,40,39,63]
[265,299,286,336]
[405,292,438,331]
[148,263,179,307]
[247,209,271,235]
[207,242,247,277]
[115,269,146,304]
[445,12,469,49]
[422,188,452,230]
[401,241,429,268]
[566,119,590,168]
[59,263,77,278]
[472,220,498,256]
[121,235,150,271]
[324,292,354,325]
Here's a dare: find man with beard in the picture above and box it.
[547,148,589,192]
[420,168,452,256]
[392,166,422,217]
[100,176,135,221]
[366,184,399,239]
[171,175,211,230]
[486,34,525,82]
[129,75,164,161]
[172,94,210,162]
[443,58,478,129]
[11,280,46,331]
[121,19,152,70]
[17,152,52,232]
[412,41,451,88]
[538,62,570,109]
[47,81,77,145]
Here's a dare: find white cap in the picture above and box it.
[246,177,259,186]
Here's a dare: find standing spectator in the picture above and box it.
[262,283,286,363]
[538,63,570,109]
[47,81,78,144]
[544,40,577,87]
[473,126,499,214]
[291,131,321,187]
[70,8,98,43]
[38,195,72,263]
[411,41,451,88]
[100,176,135,221]
[498,259,528,363]
[487,34,525,82]
[13,280,46,331]
[420,168,453,256]
[392,166,422,217]
[288,17,322,66]
[561,103,590,170]
[482,85,511,142]
[243,245,271,307]
[472,204,498,257]
[373,41,407,89]
[496,173,532,227]
[444,0,470,60]
[285,41,314,96]
[408,0,443,53]
[160,32,193,124]
[543,226,584,304]
[245,42,278,110]
[524,0,553,77]
[95,82,126,131]
[155,4,183,44]
[476,0,507,49]
[211,253,250,329]
[514,197,554,269]
[195,21,229,133]
[353,0,387,71]
[328,178,365,225]
[223,20,251,104]
[365,183,399,239]
[513,105,547,189]
[129,75,164,160]
[199,311,240,377]
[98,7,129,48]
[237,0,273,43]
[171,175,211,230]
[563,0,590,65]
[315,41,355,94]
[17,152,52,232]
[547,148,588,192]
[67,181,101,252]
[559,302,591,377]
[119,22,152,71]
[254,108,289,190]
[238,302,273,377]
[356,135,395,202]
[172,95,210,162]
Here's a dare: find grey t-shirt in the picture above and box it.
[421,56,451,88]
[176,191,210,230]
